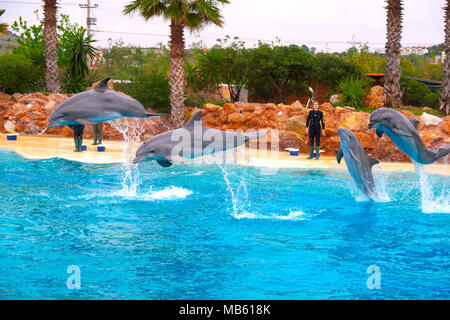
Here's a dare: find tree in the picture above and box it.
[43,0,60,93]
[312,53,362,89]
[194,37,248,102]
[0,9,7,34]
[440,1,450,115]
[246,44,314,104]
[384,0,403,108]
[11,13,96,93]
[61,28,97,93]
[123,0,230,128]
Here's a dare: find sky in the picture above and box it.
[0,0,446,52]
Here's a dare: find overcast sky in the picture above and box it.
[0,0,446,52]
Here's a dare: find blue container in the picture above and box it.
[289,148,299,156]
[6,134,18,141]
[97,145,105,152]
[81,145,87,151]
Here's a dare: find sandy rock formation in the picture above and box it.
[366,86,385,109]
[1,91,448,163]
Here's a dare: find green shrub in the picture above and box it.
[401,79,440,109]
[116,72,170,114]
[0,54,44,94]
[338,75,372,109]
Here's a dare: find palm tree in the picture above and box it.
[440,0,450,115]
[0,9,8,34]
[123,0,229,128]
[43,0,60,93]
[384,0,403,108]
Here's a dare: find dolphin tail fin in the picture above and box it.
[433,147,450,162]
[145,113,165,118]
[244,129,268,142]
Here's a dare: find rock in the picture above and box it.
[264,103,277,110]
[223,103,237,113]
[354,132,376,149]
[291,100,303,109]
[320,102,334,113]
[421,112,443,126]
[442,121,450,135]
[335,106,351,114]
[339,111,370,131]
[366,86,384,108]
[279,130,308,152]
[285,115,307,135]
[400,110,416,119]
[227,112,245,124]
[4,120,15,132]
[242,104,255,112]
[329,94,340,104]
[325,127,338,136]
[203,103,220,112]
[420,128,444,145]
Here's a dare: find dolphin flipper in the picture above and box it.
[337,148,343,163]
[391,128,412,137]
[145,113,165,118]
[369,157,379,167]
[156,159,172,167]
[375,128,384,138]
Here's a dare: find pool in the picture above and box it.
[0,149,449,299]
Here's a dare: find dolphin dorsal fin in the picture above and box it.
[369,157,379,168]
[409,119,420,129]
[184,110,203,128]
[94,77,111,92]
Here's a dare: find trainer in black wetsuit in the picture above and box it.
[305,101,325,159]
[68,124,85,152]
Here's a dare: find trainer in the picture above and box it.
[305,101,325,159]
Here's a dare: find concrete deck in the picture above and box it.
[1,133,449,176]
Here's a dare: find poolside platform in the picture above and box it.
[1,133,449,176]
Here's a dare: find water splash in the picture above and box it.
[218,151,308,221]
[109,118,146,196]
[37,127,48,136]
[219,159,250,217]
[415,163,449,213]
[372,165,391,202]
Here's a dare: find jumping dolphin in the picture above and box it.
[45,78,164,129]
[337,127,380,201]
[368,108,450,164]
[133,110,268,167]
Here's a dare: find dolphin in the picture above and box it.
[337,127,380,201]
[45,77,164,129]
[133,110,268,167]
[368,108,450,164]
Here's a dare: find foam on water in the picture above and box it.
[232,210,309,221]
[80,186,193,201]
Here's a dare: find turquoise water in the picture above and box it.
[0,149,449,299]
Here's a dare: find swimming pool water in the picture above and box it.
[0,149,449,299]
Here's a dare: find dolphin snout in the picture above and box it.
[133,155,144,164]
